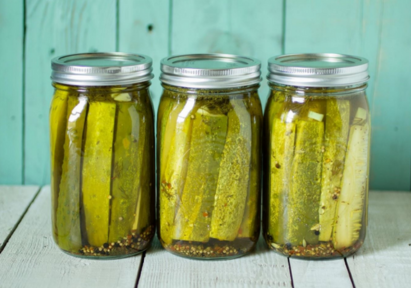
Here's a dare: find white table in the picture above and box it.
[0,186,410,288]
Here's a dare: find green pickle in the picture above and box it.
[210,104,251,241]
[56,95,88,251]
[49,87,69,238]
[82,101,116,247]
[132,96,155,236]
[108,100,145,243]
[288,119,324,246]
[158,85,262,259]
[50,84,154,258]
[333,108,369,249]
[264,85,370,258]
[319,100,350,242]
[268,119,295,244]
[160,99,196,245]
[173,107,228,242]
[239,96,262,239]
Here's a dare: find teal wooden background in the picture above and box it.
[1,0,410,191]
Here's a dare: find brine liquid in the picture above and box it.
[50,83,155,258]
[263,85,370,258]
[158,85,262,259]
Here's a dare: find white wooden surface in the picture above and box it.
[0,186,39,251]
[139,235,292,288]
[347,192,411,288]
[0,188,410,288]
[290,259,353,288]
[0,186,142,288]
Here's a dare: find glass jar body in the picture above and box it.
[263,83,370,258]
[49,82,155,259]
[157,84,263,259]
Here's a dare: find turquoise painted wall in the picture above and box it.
[1,0,410,190]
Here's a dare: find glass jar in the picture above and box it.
[49,53,155,258]
[158,54,263,259]
[263,53,371,258]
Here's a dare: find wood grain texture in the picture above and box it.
[171,0,283,107]
[119,0,169,111]
[0,189,410,287]
[24,0,117,185]
[284,0,411,191]
[290,259,352,288]
[284,0,363,54]
[138,236,292,288]
[0,186,39,251]
[0,186,142,288]
[1,1,410,191]
[365,0,411,191]
[0,1,24,184]
[346,191,411,288]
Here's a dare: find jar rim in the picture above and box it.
[160,53,261,88]
[51,52,154,86]
[267,53,369,87]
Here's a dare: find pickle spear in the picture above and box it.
[333,108,369,249]
[82,101,116,247]
[174,107,228,242]
[210,103,252,241]
[108,101,145,243]
[268,118,296,244]
[319,100,350,242]
[267,92,285,131]
[160,98,197,245]
[50,88,69,238]
[288,118,324,246]
[158,99,184,244]
[132,99,154,234]
[365,117,371,228]
[158,98,176,176]
[265,92,286,150]
[56,96,88,251]
[239,107,261,239]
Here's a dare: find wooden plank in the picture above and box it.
[0,186,142,288]
[346,191,411,288]
[0,186,39,251]
[284,0,363,54]
[139,235,292,287]
[0,1,24,184]
[365,0,411,190]
[171,0,283,107]
[24,0,117,185]
[289,259,352,288]
[284,0,411,190]
[119,0,170,112]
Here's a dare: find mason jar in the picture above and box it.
[263,53,371,258]
[50,53,155,258]
[158,54,263,259]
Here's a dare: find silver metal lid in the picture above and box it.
[160,53,261,89]
[51,52,153,86]
[267,53,369,87]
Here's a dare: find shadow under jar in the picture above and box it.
[263,53,371,259]
[158,54,263,259]
[49,53,155,259]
